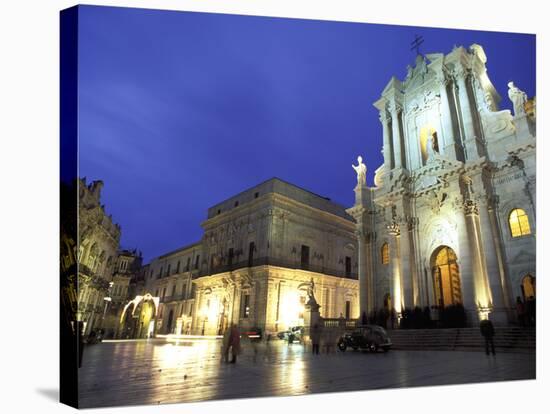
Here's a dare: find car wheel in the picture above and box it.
[338,341,347,352]
[368,343,378,353]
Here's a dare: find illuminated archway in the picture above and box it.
[119,293,159,338]
[431,246,462,307]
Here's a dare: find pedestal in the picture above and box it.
[304,299,321,340]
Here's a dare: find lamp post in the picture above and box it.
[101,281,114,335]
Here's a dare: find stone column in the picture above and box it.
[484,197,513,323]
[438,75,459,159]
[455,69,478,159]
[356,228,368,318]
[380,111,392,170]
[463,199,492,321]
[365,233,375,314]
[487,202,515,320]
[389,101,403,169]
[407,217,421,307]
[398,219,413,310]
[387,222,403,315]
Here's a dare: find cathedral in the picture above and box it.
[114,43,535,338]
[347,44,536,325]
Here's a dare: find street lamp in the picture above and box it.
[101,282,114,335]
[102,297,112,322]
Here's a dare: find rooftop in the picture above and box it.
[207,177,353,221]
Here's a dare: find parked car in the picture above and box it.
[277,326,304,343]
[243,327,262,342]
[337,325,392,352]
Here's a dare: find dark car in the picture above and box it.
[243,327,262,342]
[277,326,304,343]
[337,325,392,352]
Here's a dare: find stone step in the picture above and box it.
[386,328,535,352]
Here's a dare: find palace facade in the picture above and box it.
[77,179,121,335]
[347,44,536,325]
[125,178,360,337]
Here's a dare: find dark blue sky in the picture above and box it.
[77,5,535,262]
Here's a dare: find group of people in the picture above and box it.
[307,323,341,355]
[516,296,536,327]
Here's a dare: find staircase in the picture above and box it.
[388,327,536,353]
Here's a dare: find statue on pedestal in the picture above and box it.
[352,156,367,187]
[508,81,527,117]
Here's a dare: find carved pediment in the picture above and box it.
[481,109,515,138]
[414,174,439,192]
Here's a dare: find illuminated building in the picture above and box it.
[103,249,143,338]
[77,179,121,335]
[348,44,536,325]
[143,178,359,336]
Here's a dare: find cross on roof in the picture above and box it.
[410,34,424,56]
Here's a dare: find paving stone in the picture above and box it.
[78,338,535,408]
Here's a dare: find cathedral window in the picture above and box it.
[301,245,310,269]
[248,242,255,267]
[241,293,250,318]
[381,243,390,265]
[509,208,531,237]
[345,256,352,277]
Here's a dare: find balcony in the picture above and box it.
[161,294,188,303]
[201,257,357,280]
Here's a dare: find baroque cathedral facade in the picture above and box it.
[347,44,536,325]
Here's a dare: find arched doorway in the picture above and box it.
[521,274,536,300]
[431,246,462,307]
[135,299,156,338]
[217,298,228,335]
[166,309,174,334]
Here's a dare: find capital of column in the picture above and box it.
[463,199,479,216]
[386,220,401,237]
[388,100,403,117]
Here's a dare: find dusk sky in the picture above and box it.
[77,5,536,263]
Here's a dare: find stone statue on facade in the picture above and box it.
[352,156,367,187]
[298,278,317,305]
[508,81,527,117]
[426,133,438,159]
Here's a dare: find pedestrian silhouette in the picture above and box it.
[480,319,496,356]
[310,324,321,355]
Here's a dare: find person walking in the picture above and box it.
[310,323,321,355]
[525,296,536,326]
[228,323,241,364]
[221,326,231,363]
[516,296,526,327]
[480,318,496,356]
